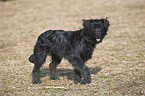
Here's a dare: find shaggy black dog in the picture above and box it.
[29,18,110,84]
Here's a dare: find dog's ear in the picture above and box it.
[82,19,86,22]
[83,19,94,28]
[83,20,90,28]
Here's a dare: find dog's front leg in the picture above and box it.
[68,56,91,84]
[74,69,82,84]
[81,66,91,84]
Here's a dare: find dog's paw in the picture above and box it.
[81,73,91,84]
[80,67,91,84]
[50,75,59,80]
[80,78,91,84]
[32,79,42,84]
[74,74,82,84]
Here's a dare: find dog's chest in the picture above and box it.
[82,44,94,54]
[79,44,94,61]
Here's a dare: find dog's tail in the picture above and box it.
[29,54,34,63]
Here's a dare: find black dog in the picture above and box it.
[29,18,110,84]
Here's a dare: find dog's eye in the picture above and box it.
[94,24,101,29]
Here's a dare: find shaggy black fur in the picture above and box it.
[29,18,110,84]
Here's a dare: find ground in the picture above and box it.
[0,0,145,95]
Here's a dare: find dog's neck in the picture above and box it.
[79,28,96,47]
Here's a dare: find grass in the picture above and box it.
[0,0,145,95]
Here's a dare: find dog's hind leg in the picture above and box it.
[49,53,62,80]
[32,46,47,84]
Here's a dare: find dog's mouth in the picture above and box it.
[96,39,100,42]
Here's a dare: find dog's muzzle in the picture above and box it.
[96,34,101,42]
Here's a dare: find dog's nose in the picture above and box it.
[97,34,100,39]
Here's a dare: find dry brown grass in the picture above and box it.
[0,0,145,95]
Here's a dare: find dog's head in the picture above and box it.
[83,17,110,43]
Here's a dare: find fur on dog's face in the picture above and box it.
[83,18,110,42]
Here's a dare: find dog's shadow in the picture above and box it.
[40,66,102,80]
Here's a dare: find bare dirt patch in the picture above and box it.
[0,0,145,95]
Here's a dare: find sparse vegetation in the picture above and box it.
[0,0,145,95]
